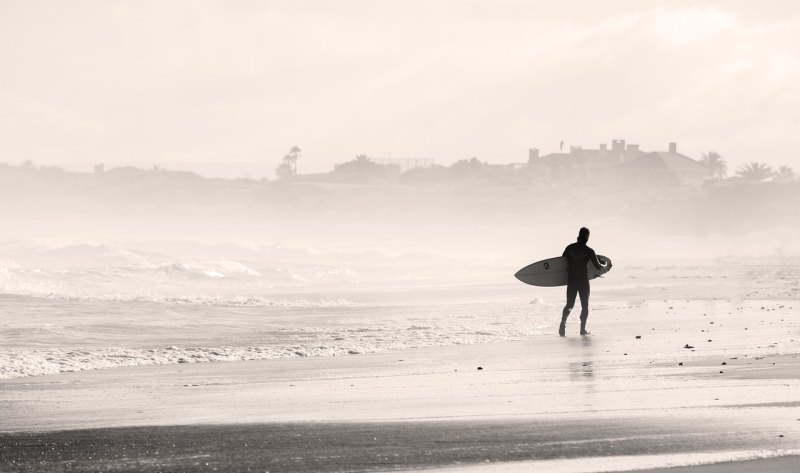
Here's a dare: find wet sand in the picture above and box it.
[1,420,798,472]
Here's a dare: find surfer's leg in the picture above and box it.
[563,282,577,316]
[561,282,577,336]
[578,280,590,335]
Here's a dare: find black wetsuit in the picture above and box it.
[562,241,603,324]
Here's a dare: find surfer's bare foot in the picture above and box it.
[559,323,566,337]
[580,330,590,336]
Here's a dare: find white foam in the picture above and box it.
[0,341,414,378]
[0,301,553,378]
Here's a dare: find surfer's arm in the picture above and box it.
[590,251,604,270]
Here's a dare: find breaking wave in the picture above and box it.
[0,241,368,302]
[0,306,551,379]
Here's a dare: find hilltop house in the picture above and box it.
[529,140,710,186]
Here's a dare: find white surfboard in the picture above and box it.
[514,255,612,287]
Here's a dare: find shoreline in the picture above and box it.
[3,336,800,430]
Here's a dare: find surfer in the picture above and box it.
[560,227,610,336]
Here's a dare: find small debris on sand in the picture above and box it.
[683,344,694,349]
[635,335,642,339]
[477,367,483,371]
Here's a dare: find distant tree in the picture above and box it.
[448,157,486,179]
[774,166,797,182]
[21,160,35,168]
[400,164,447,182]
[736,162,773,182]
[275,155,295,180]
[700,151,727,179]
[333,155,399,177]
[275,146,301,180]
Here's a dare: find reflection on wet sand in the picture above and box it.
[569,360,594,381]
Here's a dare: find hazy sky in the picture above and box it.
[1,0,798,176]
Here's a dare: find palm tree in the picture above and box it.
[736,162,773,181]
[289,146,301,175]
[774,166,797,182]
[700,151,727,179]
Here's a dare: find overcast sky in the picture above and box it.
[1,0,798,176]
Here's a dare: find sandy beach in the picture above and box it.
[3,277,800,471]
[4,1,800,470]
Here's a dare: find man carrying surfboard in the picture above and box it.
[560,227,610,336]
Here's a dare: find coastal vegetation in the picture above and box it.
[1,155,798,237]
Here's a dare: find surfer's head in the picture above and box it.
[577,227,590,244]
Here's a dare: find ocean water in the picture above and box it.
[3,239,799,379]
[0,240,554,378]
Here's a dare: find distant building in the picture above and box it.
[368,157,434,172]
[94,163,105,174]
[529,140,710,186]
[616,143,710,186]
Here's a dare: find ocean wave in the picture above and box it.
[0,305,552,378]
[0,345,374,378]
[0,240,363,283]
[0,338,455,378]
[152,260,263,277]
[0,292,364,307]
[0,257,363,302]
